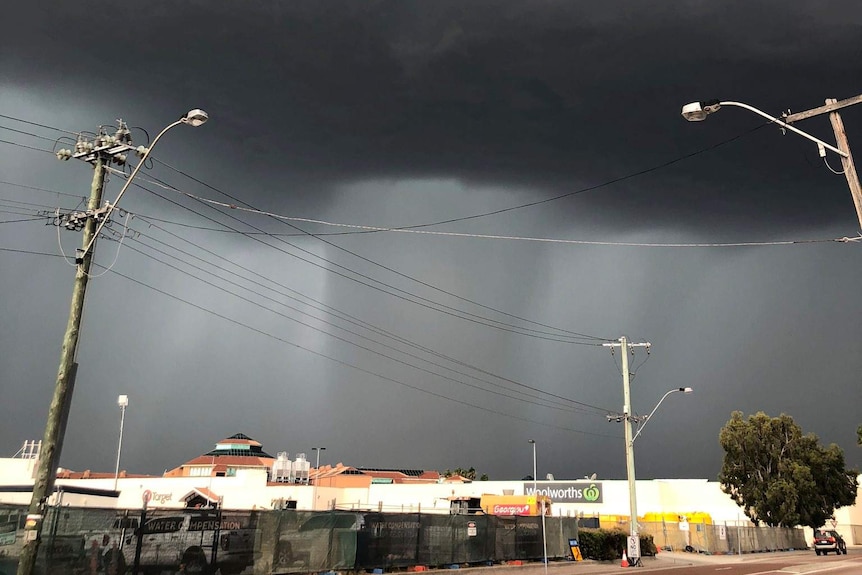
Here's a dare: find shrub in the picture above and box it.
[576,528,656,561]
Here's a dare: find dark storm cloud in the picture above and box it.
[2,1,862,482]
[5,1,861,230]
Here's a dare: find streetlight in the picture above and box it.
[83,109,209,258]
[527,439,547,575]
[18,109,208,575]
[312,447,326,510]
[113,395,129,492]
[613,386,693,565]
[631,387,692,444]
[681,96,862,230]
[681,100,846,156]
[527,440,537,492]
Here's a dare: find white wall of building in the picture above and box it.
[0,457,858,540]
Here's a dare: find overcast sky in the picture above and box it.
[1,1,861,484]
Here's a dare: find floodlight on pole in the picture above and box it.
[528,440,537,492]
[312,447,326,510]
[113,395,128,492]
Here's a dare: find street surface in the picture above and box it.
[452,549,862,575]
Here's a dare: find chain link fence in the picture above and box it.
[638,520,807,554]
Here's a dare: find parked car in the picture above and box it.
[813,529,847,555]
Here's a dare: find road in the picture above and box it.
[634,552,861,575]
[467,550,862,575]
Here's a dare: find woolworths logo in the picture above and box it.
[523,482,603,504]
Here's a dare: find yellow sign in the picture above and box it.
[568,538,583,561]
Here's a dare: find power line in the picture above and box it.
[149,162,611,342]
[124,236,606,416]
[124,219,610,414]
[0,198,611,412]
[5,175,846,247]
[101,264,619,440]
[0,216,48,225]
[0,246,65,258]
[0,113,81,136]
[0,180,88,201]
[0,124,67,145]
[0,138,53,155]
[123,174,604,344]
[1,218,614,423]
[371,123,772,231]
[135,178,847,248]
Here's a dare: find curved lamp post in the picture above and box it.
[83,109,208,258]
[631,387,693,444]
[622,386,693,564]
[681,100,846,157]
[682,97,862,231]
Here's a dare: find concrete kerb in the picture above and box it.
[387,556,708,575]
[383,550,822,575]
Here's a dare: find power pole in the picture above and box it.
[783,94,862,230]
[603,336,650,566]
[17,124,136,575]
[16,110,206,575]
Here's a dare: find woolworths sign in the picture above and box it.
[523,482,603,504]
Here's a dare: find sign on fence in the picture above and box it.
[718,525,726,540]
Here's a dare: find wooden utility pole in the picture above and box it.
[17,112,205,575]
[16,156,109,575]
[784,95,862,230]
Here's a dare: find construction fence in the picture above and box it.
[637,520,807,554]
[0,505,579,575]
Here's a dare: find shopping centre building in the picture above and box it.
[1,434,859,544]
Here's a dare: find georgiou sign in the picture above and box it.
[523,482,603,503]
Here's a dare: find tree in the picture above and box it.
[719,411,858,529]
[443,467,488,481]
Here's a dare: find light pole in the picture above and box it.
[312,447,326,510]
[113,395,129,492]
[527,439,547,574]
[681,96,862,230]
[18,109,208,575]
[528,440,537,492]
[607,382,693,564]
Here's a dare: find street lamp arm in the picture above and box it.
[81,109,207,259]
[81,118,185,258]
[631,387,690,445]
[718,101,847,158]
